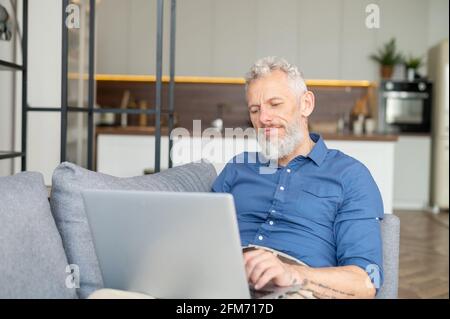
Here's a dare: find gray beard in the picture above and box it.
[257,120,303,161]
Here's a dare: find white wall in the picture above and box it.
[96,0,449,80]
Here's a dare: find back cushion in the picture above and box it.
[50,161,217,298]
[0,172,77,299]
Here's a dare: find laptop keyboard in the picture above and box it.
[249,284,304,299]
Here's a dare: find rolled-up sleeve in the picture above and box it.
[334,162,384,292]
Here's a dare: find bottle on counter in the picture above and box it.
[138,100,148,127]
[337,113,346,134]
[119,90,131,127]
[365,117,376,135]
[127,99,139,126]
[353,114,365,135]
[350,96,369,134]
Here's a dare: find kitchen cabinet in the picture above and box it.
[326,139,395,215]
[96,0,131,74]
[176,0,215,76]
[393,135,431,211]
[97,134,170,177]
[97,133,397,214]
[297,0,341,79]
[210,0,258,77]
[340,0,378,80]
[95,0,447,80]
[254,0,298,64]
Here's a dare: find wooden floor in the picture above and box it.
[396,210,449,299]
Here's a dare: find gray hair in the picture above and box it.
[245,56,307,98]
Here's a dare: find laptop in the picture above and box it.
[82,190,301,299]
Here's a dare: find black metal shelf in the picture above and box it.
[0,59,23,71]
[0,0,27,172]
[1,0,175,174]
[0,151,25,160]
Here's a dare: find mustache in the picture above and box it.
[259,124,286,129]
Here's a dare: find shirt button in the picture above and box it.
[287,169,291,173]
[279,186,285,191]
[269,220,274,225]
[258,235,264,241]
[271,209,276,213]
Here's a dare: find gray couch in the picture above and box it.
[0,161,399,299]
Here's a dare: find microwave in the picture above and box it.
[378,80,432,133]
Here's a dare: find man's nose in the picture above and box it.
[259,108,273,126]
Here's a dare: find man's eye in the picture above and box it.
[272,103,281,107]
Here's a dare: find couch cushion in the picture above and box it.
[50,161,217,298]
[0,172,78,299]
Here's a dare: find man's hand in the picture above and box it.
[243,248,376,298]
[243,248,299,290]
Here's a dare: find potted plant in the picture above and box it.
[370,38,404,80]
[404,54,424,81]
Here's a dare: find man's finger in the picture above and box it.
[249,259,279,285]
[243,248,267,263]
[254,267,284,290]
[245,251,273,280]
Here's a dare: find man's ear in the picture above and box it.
[299,91,315,117]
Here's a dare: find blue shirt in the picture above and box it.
[212,133,384,288]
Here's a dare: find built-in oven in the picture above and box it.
[378,80,432,133]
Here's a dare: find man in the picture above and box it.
[212,56,384,299]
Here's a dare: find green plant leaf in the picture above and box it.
[404,54,424,69]
[369,37,404,66]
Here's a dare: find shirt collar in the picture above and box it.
[306,133,328,166]
[257,133,328,167]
